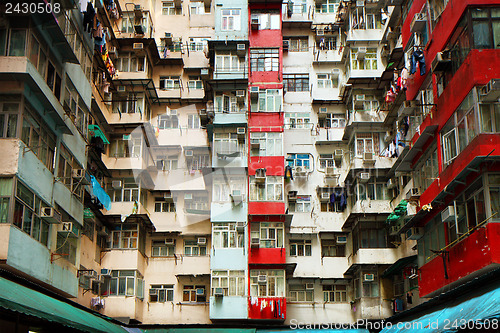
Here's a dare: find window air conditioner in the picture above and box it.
[117,86,126,92]
[164,32,173,39]
[236,90,245,98]
[305,283,314,290]
[165,238,175,245]
[112,180,123,189]
[441,206,456,223]
[100,269,111,276]
[169,109,178,116]
[250,86,260,96]
[480,79,500,102]
[197,237,207,245]
[406,187,421,200]
[316,29,324,36]
[214,287,224,296]
[334,149,343,161]
[359,172,370,182]
[41,207,62,224]
[255,168,266,182]
[237,43,246,51]
[108,46,117,54]
[133,43,144,50]
[363,273,375,281]
[257,275,267,284]
[231,190,243,204]
[196,288,205,296]
[236,221,245,231]
[237,127,246,135]
[356,48,366,59]
[363,152,375,163]
[185,150,194,157]
[251,237,260,248]
[321,192,331,200]
[332,68,341,75]
[184,193,193,200]
[251,139,260,149]
[336,236,347,244]
[288,191,298,201]
[325,167,335,176]
[319,107,328,114]
[406,227,423,240]
[431,51,451,73]
[410,12,427,33]
[251,15,259,29]
[356,0,365,7]
[149,288,158,296]
[62,222,72,231]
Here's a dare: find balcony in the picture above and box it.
[347,248,399,267]
[157,45,184,65]
[282,4,313,28]
[212,149,247,168]
[311,85,342,103]
[210,202,248,223]
[248,297,286,320]
[312,46,347,63]
[347,109,388,126]
[213,66,249,81]
[0,224,78,297]
[210,296,248,320]
[249,247,286,265]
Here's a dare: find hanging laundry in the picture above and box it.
[410,50,426,76]
[401,67,409,90]
[83,2,96,33]
[285,165,294,180]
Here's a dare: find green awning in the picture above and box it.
[386,200,408,223]
[89,124,110,144]
[0,277,127,333]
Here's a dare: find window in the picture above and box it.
[188,114,200,129]
[318,36,338,50]
[162,1,181,15]
[355,132,381,156]
[323,284,347,302]
[82,219,94,241]
[479,103,500,133]
[215,52,244,73]
[288,284,314,302]
[63,77,89,137]
[213,132,242,156]
[321,239,345,257]
[354,271,379,298]
[149,284,174,302]
[429,0,450,24]
[214,93,240,113]
[111,94,145,115]
[289,196,312,213]
[57,145,84,201]
[286,37,308,52]
[321,114,346,128]
[286,153,312,171]
[46,61,62,101]
[317,74,338,88]
[27,32,49,80]
[156,155,178,171]
[254,89,282,112]
[9,180,49,246]
[8,29,27,56]
[188,76,203,90]
[417,215,447,266]
[285,113,311,129]
[352,222,389,254]
[158,113,179,129]
[283,74,309,92]
[221,9,241,31]
[319,154,335,169]
[250,270,285,297]
[211,270,245,296]
[159,76,181,90]
[287,0,307,14]
[109,223,139,249]
[183,285,206,302]
[252,11,280,30]
[151,240,175,257]
[109,135,142,157]
[351,7,381,30]
[250,49,279,72]
[249,176,283,201]
[413,146,439,192]
[56,233,77,265]
[488,174,500,223]
[212,176,246,202]
[250,132,283,157]
[188,38,208,51]
[105,270,144,298]
[115,53,145,72]
[351,48,378,70]
[187,153,209,170]
[154,197,176,212]
[21,104,56,171]
[0,99,19,139]
[289,239,312,256]
[354,181,391,201]
[251,222,284,248]
[185,194,209,211]
[107,179,142,204]
[190,1,209,15]
[184,239,207,256]
[316,0,339,13]
[212,222,244,248]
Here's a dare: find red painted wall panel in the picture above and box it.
[249,156,285,176]
[249,248,286,265]
[419,223,500,297]
[248,113,285,128]
[248,202,286,215]
[248,297,286,320]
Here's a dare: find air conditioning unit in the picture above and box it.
[117,86,126,92]
[359,172,370,182]
[100,268,111,276]
[169,109,178,116]
[112,180,122,189]
[231,190,243,204]
[251,15,259,29]
[325,167,335,176]
[165,238,175,245]
[149,289,158,296]
[214,287,224,296]
[134,4,142,11]
[196,288,205,296]
[431,51,451,73]
[319,107,328,114]
[255,168,266,182]
[406,227,423,240]
[410,12,427,33]
[251,237,260,248]
[200,68,209,77]
[321,192,331,200]
[398,100,418,117]
[237,43,246,56]
[88,270,99,280]
[250,139,260,149]
[354,94,365,108]
[356,0,365,7]
[480,79,500,102]
[295,166,307,176]
[387,178,396,189]
[60,222,78,238]
[79,275,91,289]
[41,207,62,224]
[197,237,207,245]
[185,149,194,157]
[363,273,375,281]
[236,90,245,99]
[406,187,421,200]
[334,149,343,162]
[184,193,193,200]
[72,169,85,179]
[257,275,267,284]
[336,236,347,244]
[164,192,173,199]
[283,39,289,51]
[363,152,375,163]
[237,127,246,135]
[249,86,260,97]
[236,221,245,231]
[288,191,298,201]
[332,68,341,75]
[316,29,325,36]
[441,206,456,223]
[305,283,314,290]
[356,47,366,60]
[133,43,144,50]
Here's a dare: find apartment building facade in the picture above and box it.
[0,0,499,331]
